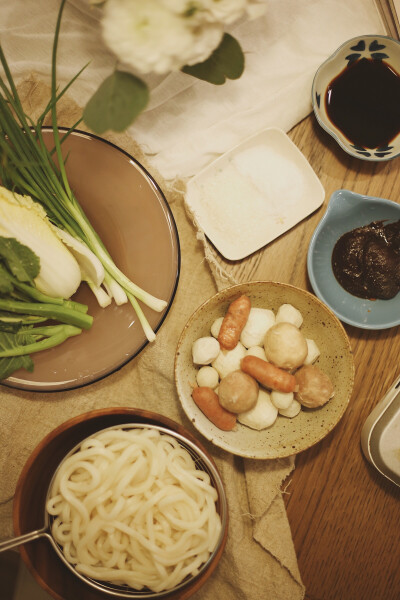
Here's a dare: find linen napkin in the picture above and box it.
[0,77,304,600]
[0,0,384,180]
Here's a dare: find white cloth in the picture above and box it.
[0,0,384,180]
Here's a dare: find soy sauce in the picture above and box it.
[325,58,400,148]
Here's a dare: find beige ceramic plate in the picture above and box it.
[4,129,180,392]
[175,282,354,459]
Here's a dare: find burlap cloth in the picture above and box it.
[0,77,304,600]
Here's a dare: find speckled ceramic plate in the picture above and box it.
[3,129,180,392]
[174,282,354,459]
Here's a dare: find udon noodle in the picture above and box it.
[46,427,222,593]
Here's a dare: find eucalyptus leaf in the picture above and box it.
[182,34,244,85]
[83,70,149,134]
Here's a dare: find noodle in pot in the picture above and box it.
[46,428,222,593]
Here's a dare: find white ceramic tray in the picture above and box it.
[186,127,325,260]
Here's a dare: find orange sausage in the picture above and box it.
[192,386,237,431]
[240,355,297,393]
[218,294,251,350]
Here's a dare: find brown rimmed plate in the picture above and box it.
[2,129,180,392]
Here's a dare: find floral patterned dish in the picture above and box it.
[312,35,400,161]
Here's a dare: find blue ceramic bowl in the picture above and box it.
[307,190,400,330]
[312,35,400,161]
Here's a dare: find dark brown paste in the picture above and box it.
[331,220,400,300]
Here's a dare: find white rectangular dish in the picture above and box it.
[361,373,400,488]
[185,127,325,261]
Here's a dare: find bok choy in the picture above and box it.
[0,236,93,380]
[0,0,167,343]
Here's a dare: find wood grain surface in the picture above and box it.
[210,115,400,600]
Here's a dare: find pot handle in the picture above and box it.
[0,527,48,552]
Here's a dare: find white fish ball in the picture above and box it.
[238,389,278,430]
[192,336,220,365]
[275,303,303,328]
[240,308,275,348]
[211,316,224,339]
[264,322,308,370]
[196,366,219,389]
[212,342,246,380]
[279,399,301,418]
[271,390,294,410]
[246,346,267,360]
[304,339,321,365]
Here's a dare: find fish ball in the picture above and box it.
[192,336,220,365]
[212,342,246,379]
[196,366,219,389]
[211,316,224,339]
[270,390,294,410]
[264,322,308,370]
[246,346,267,360]
[240,308,275,348]
[304,339,321,365]
[275,303,303,328]
[238,389,278,430]
[218,370,258,414]
[279,399,301,418]
[295,364,334,408]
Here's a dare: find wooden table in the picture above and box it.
[213,114,400,600]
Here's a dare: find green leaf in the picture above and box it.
[0,330,35,379]
[83,70,149,134]
[0,354,34,379]
[0,237,40,282]
[0,265,14,295]
[182,34,245,85]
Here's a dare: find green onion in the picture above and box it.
[0,0,168,341]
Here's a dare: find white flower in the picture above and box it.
[101,0,224,74]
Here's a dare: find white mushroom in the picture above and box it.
[270,390,294,410]
[238,389,278,430]
[304,339,321,365]
[246,345,267,360]
[275,303,303,328]
[192,336,220,365]
[279,399,301,418]
[196,366,219,389]
[212,342,246,379]
[240,308,275,348]
[210,316,224,339]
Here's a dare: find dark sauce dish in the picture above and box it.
[307,190,400,330]
[312,35,400,161]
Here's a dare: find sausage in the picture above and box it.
[218,294,251,350]
[192,386,237,431]
[240,355,297,393]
